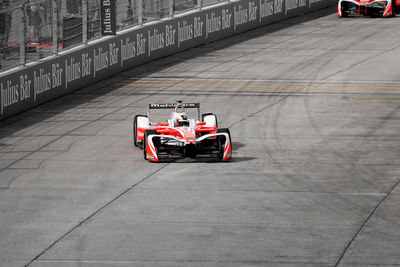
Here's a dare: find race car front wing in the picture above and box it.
[144,132,232,162]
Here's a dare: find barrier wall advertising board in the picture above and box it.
[101,0,117,35]
[0,0,335,121]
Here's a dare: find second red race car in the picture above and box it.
[133,101,232,162]
[338,0,400,17]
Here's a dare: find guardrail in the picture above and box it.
[0,0,335,120]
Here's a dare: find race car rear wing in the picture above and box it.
[148,103,200,109]
[147,102,201,121]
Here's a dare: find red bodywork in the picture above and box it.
[137,124,217,144]
[338,0,399,17]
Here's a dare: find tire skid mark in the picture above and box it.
[262,113,276,163]
[272,98,284,150]
[303,93,358,176]
[77,233,87,267]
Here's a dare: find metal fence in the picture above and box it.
[0,0,227,72]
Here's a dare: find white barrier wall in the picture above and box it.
[0,0,335,120]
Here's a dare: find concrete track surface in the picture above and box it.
[1,7,400,267]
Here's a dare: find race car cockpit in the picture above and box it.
[175,120,190,127]
[172,113,190,127]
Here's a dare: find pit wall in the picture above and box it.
[0,0,335,120]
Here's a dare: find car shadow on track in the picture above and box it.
[230,142,258,162]
[187,156,257,163]
[230,156,258,162]
[232,142,245,151]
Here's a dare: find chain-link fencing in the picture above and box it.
[0,0,229,72]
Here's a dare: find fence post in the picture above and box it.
[169,0,174,17]
[52,0,58,55]
[82,0,88,44]
[138,0,143,25]
[20,4,26,66]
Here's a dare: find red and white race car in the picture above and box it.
[338,0,399,17]
[133,101,232,162]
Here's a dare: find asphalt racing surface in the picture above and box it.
[1,7,400,267]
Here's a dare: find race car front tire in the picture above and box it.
[133,115,148,148]
[202,113,218,127]
[392,0,396,16]
[340,2,349,17]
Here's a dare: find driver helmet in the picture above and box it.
[172,112,189,127]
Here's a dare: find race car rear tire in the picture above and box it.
[143,130,157,160]
[217,128,232,160]
[133,115,148,148]
[202,113,218,127]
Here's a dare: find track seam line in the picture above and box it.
[24,164,169,267]
[334,177,400,267]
